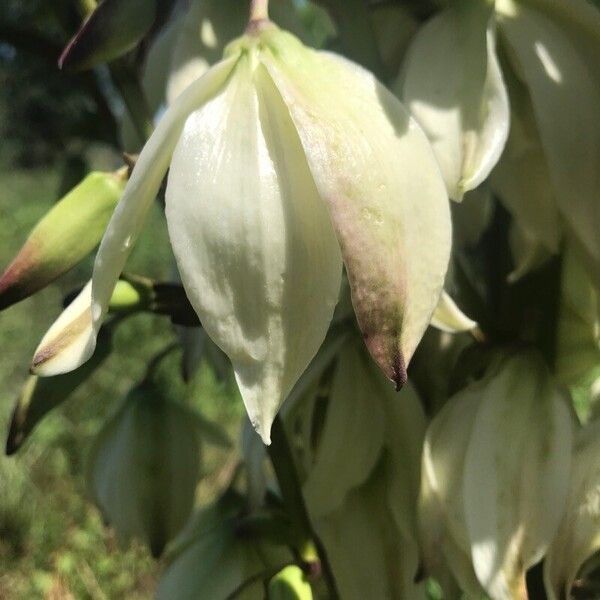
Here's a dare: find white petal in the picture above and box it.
[31,281,93,376]
[401,2,509,200]
[32,57,238,376]
[262,33,451,386]
[430,291,478,334]
[303,343,385,517]
[544,422,600,600]
[498,0,600,284]
[165,56,342,444]
[463,352,573,599]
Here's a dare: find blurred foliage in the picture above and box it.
[0,144,243,597]
[0,0,118,167]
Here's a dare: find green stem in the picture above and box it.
[267,415,340,598]
[249,0,270,21]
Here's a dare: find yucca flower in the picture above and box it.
[400,0,600,282]
[419,350,573,600]
[31,5,450,443]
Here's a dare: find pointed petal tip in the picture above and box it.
[393,351,408,391]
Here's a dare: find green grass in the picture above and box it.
[0,156,244,598]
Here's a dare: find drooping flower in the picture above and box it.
[419,350,574,600]
[31,13,451,443]
[399,0,510,201]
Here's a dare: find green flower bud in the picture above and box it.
[0,170,125,311]
[88,384,200,557]
[419,350,574,599]
[268,565,313,600]
[59,0,157,71]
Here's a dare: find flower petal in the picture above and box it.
[303,343,385,517]
[400,1,509,200]
[261,32,451,388]
[32,57,239,377]
[31,281,94,376]
[544,422,600,600]
[430,291,478,334]
[165,55,342,443]
[497,0,600,284]
[463,352,573,599]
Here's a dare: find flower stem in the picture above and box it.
[249,0,269,22]
[267,415,340,599]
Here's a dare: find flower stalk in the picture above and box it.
[267,415,340,598]
[249,0,270,23]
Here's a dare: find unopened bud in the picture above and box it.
[59,0,157,70]
[268,565,313,600]
[0,171,125,311]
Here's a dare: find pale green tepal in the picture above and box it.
[30,18,451,443]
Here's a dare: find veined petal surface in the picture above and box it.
[262,31,451,388]
[165,54,342,443]
[401,0,509,200]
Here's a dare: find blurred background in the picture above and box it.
[0,2,246,597]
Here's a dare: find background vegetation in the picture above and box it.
[0,4,244,596]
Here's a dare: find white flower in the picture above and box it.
[419,350,574,600]
[31,19,450,443]
[399,0,510,201]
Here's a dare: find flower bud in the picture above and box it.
[59,0,157,71]
[419,351,574,599]
[0,170,125,311]
[544,421,600,600]
[295,342,427,599]
[88,384,200,557]
[268,565,313,600]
